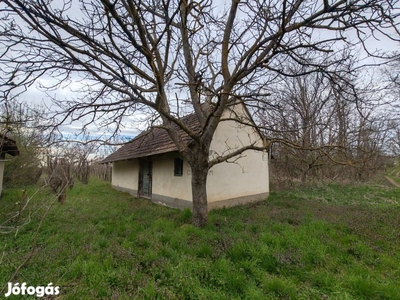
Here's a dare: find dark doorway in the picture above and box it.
[139,160,152,198]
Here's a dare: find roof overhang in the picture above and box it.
[0,134,19,157]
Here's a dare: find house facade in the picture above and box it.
[103,103,269,210]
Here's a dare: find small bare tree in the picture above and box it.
[1,0,399,226]
[67,142,98,185]
[48,157,73,204]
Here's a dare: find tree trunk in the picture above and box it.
[190,154,209,228]
[301,168,308,183]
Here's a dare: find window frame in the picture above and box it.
[174,157,183,177]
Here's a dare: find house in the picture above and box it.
[102,102,269,210]
[0,134,19,195]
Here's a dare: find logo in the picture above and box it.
[4,282,60,298]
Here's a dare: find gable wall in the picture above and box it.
[207,104,269,204]
[207,150,268,203]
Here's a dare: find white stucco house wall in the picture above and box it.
[0,134,19,196]
[102,102,269,210]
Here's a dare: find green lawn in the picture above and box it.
[1,178,399,299]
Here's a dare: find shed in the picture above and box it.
[103,103,269,210]
[0,134,19,195]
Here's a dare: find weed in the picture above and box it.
[0,179,399,299]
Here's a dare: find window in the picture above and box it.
[174,158,183,176]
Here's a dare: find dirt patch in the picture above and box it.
[385,176,400,188]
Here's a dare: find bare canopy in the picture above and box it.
[1,0,399,226]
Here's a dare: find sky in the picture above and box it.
[3,0,399,143]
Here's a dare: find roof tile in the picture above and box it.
[102,112,201,163]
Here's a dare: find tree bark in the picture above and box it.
[190,152,209,228]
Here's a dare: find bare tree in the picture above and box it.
[0,100,46,187]
[48,157,74,204]
[261,64,394,184]
[1,0,399,226]
[66,141,101,184]
[259,65,338,182]
[383,52,400,157]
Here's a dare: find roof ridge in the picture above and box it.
[102,110,201,163]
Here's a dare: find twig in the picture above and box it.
[0,196,57,295]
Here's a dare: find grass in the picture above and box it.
[0,178,400,299]
[387,159,400,186]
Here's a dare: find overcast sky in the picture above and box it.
[5,0,400,141]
